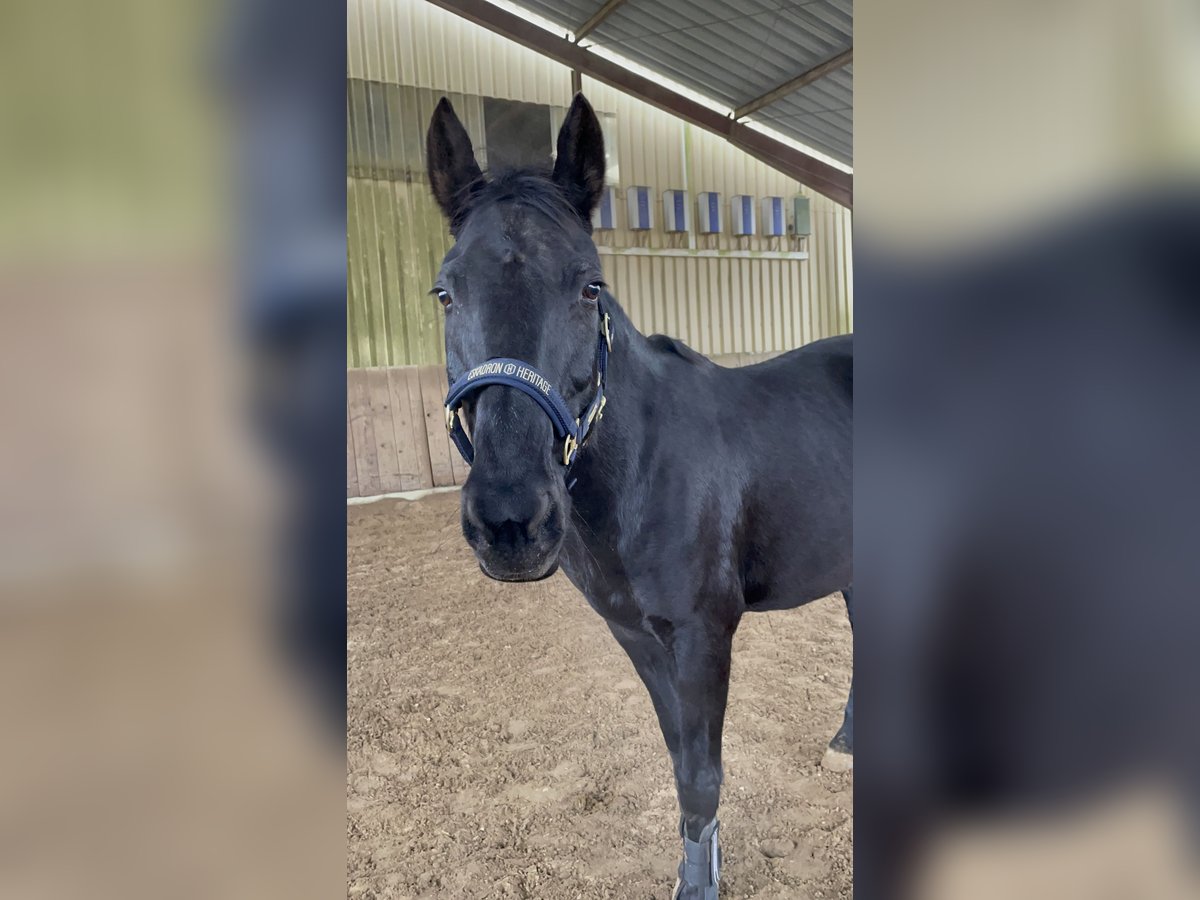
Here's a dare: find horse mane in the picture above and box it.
[464,166,586,232]
[647,333,713,367]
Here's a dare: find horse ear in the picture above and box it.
[426,98,483,230]
[552,94,606,227]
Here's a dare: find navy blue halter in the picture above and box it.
[444,300,611,469]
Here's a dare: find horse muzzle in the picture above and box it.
[461,482,565,582]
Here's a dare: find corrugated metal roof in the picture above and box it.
[514,0,852,165]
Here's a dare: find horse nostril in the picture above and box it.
[463,493,496,542]
[464,487,554,546]
[526,492,553,538]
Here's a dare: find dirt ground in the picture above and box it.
[348,491,852,900]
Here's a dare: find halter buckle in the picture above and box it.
[602,313,612,350]
[586,394,607,426]
[562,434,578,466]
[444,405,456,433]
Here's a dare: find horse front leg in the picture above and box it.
[609,615,734,899]
[669,620,734,900]
[823,586,854,771]
[607,622,682,766]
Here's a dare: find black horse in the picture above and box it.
[425,94,852,899]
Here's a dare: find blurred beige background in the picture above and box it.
[857,0,1200,251]
[0,3,343,898]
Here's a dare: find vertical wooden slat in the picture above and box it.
[779,257,791,350]
[347,403,358,497]
[387,367,434,490]
[749,261,762,352]
[360,94,389,367]
[418,364,456,487]
[448,430,471,485]
[718,257,731,355]
[787,258,800,349]
[373,176,403,367]
[662,257,677,339]
[366,368,403,492]
[738,261,752,352]
[348,368,381,496]
[705,257,718,356]
[346,177,361,369]
[393,178,421,365]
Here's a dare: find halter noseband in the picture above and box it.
[443,299,611,469]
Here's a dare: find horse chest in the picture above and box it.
[560,550,640,626]
[559,534,659,626]
[561,529,739,634]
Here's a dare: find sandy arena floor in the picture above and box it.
[348,491,852,899]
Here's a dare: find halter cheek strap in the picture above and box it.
[443,301,611,468]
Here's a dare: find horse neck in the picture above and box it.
[568,299,664,516]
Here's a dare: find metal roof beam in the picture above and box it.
[423,0,852,207]
[733,48,852,120]
[575,0,628,41]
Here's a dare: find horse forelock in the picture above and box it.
[463,167,585,235]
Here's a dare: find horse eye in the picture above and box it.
[582,283,602,302]
[435,289,452,308]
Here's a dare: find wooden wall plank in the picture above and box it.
[348,368,381,496]
[418,365,456,487]
[448,423,471,486]
[347,403,358,496]
[387,367,434,490]
[366,368,404,492]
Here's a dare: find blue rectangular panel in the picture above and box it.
[662,190,688,231]
[626,186,652,230]
[593,186,617,230]
[731,194,755,234]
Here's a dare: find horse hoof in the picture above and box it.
[821,745,854,772]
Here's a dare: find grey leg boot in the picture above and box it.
[671,818,721,899]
